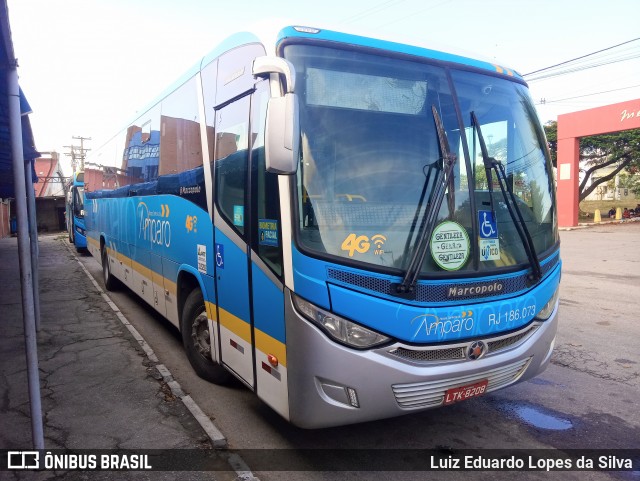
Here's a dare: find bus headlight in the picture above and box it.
[292,294,390,348]
[534,288,559,321]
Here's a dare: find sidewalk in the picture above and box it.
[0,234,233,480]
[561,215,640,230]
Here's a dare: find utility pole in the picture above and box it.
[63,144,77,174]
[72,136,91,172]
[64,136,91,173]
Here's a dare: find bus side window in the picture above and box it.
[160,77,203,176]
[214,95,250,236]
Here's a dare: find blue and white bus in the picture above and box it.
[85,26,560,428]
[66,171,87,251]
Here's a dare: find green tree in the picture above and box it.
[544,122,640,201]
[618,173,640,197]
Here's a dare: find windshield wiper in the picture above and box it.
[471,111,542,285]
[393,105,456,299]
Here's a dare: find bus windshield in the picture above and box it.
[285,44,557,275]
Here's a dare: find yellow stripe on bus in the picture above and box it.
[218,307,252,344]
[255,328,287,367]
[218,306,288,367]
[90,235,287,366]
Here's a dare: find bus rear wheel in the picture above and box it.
[101,247,119,291]
[181,289,232,385]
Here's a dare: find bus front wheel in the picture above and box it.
[181,289,232,385]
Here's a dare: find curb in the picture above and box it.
[64,240,261,479]
[560,217,640,231]
[71,249,228,448]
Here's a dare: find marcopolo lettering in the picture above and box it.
[447,281,504,299]
[180,185,201,195]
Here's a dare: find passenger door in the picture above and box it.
[213,93,255,387]
[211,46,288,413]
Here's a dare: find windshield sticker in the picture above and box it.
[371,234,387,255]
[259,219,279,247]
[233,205,244,227]
[478,210,498,238]
[341,233,388,257]
[479,238,500,261]
[341,234,371,257]
[430,221,470,271]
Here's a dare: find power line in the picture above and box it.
[525,52,640,82]
[375,0,454,29]
[535,83,640,105]
[522,37,640,77]
[340,0,408,25]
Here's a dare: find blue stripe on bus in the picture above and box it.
[292,245,332,310]
[213,229,251,329]
[329,265,560,343]
[252,264,286,344]
[291,242,561,343]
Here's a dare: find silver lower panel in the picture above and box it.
[284,290,559,429]
[392,357,531,408]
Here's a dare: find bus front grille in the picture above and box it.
[326,252,559,302]
[387,323,540,364]
[391,357,532,409]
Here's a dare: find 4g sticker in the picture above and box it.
[341,233,387,257]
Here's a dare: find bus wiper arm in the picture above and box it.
[393,106,456,299]
[471,111,542,285]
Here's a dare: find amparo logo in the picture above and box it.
[138,202,171,248]
[410,312,474,340]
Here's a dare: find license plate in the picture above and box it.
[443,379,488,405]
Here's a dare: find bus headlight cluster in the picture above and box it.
[534,288,559,321]
[292,294,390,349]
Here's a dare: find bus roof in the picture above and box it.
[275,26,523,81]
[92,25,523,156]
[150,24,524,117]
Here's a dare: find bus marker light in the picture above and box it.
[347,387,360,408]
[268,354,279,367]
[293,26,320,34]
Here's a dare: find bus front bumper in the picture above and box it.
[284,291,558,429]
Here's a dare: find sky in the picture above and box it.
[6,0,640,174]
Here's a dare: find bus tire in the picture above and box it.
[181,289,232,385]
[101,247,119,291]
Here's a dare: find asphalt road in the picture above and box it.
[76,221,640,481]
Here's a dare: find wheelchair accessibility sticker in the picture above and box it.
[215,243,224,269]
[478,210,500,261]
[478,210,498,238]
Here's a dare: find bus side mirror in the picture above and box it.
[265,93,299,174]
[253,56,300,175]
